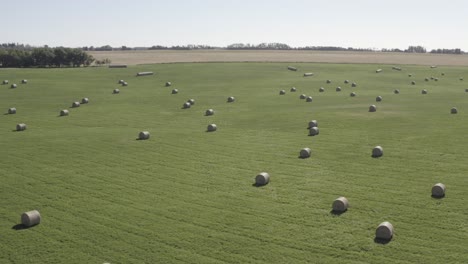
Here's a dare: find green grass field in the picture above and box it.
[1,62,467,263]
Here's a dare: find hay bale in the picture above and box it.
[441,72,445,76]
[394,89,400,94]
[279,90,286,95]
[460,77,464,81]
[434,78,439,81]
[2,80,8,84]
[336,87,342,92]
[60,109,69,116]
[350,92,356,97]
[122,82,128,86]
[376,96,382,102]
[21,210,41,227]
[344,80,349,84]
[300,94,307,99]
[227,96,235,102]
[430,76,434,80]
[113,89,120,94]
[171,89,179,94]
[465,88,468,92]
[183,102,191,109]
[369,105,377,112]
[22,79,28,84]
[375,222,394,240]
[408,74,413,77]
[411,81,416,85]
[372,146,383,157]
[451,107,458,114]
[255,172,270,186]
[425,78,429,81]
[430,65,437,68]
[8,107,16,114]
[118,80,124,84]
[308,120,318,128]
[138,131,150,140]
[319,87,325,92]
[287,66,297,71]
[299,147,311,158]
[72,101,80,108]
[376,69,382,73]
[332,197,349,213]
[187,99,195,105]
[109,64,127,68]
[421,89,428,94]
[207,124,217,132]
[11,84,17,88]
[351,82,357,87]
[303,73,313,77]
[392,66,401,71]
[165,82,172,87]
[306,96,313,102]
[290,87,297,92]
[136,71,154,76]
[309,127,319,136]
[205,109,214,116]
[16,123,27,131]
[326,80,331,84]
[81,98,89,104]
[432,183,446,198]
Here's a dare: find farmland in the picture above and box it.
[1,62,467,263]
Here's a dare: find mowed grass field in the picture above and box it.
[1,62,467,263]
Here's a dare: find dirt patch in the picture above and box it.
[88,49,468,66]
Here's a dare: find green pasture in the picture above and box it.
[0,62,467,263]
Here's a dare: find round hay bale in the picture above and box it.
[408,74,413,77]
[300,94,307,99]
[376,69,382,73]
[441,72,445,76]
[394,89,400,94]
[425,78,429,81]
[290,87,297,92]
[21,210,41,227]
[332,197,349,213]
[81,97,89,104]
[465,88,468,93]
[16,123,27,131]
[430,65,437,68]
[350,92,356,97]
[183,102,191,109]
[336,87,342,92]
[411,81,416,85]
[375,221,394,240]
[122,82,128,86]
[187,99,195,105]
[430,76,434,80]
[372,146,383,157]
[165,81,172,87]
[434,78,439,82]
[326,80,331,84]
[207,124,217,132]
[227,96,235,102]
[205,109,214,116]
[279,90,286,95]
[460,77,464,81]
[319,87,325,92]
[171,89,179,94]
[306,96,313,102]
[60,109,69,116]
[22,79,28,84]
[308,120,318,128]
[376,96,382,102]
[369,105,377,112]
[113,89,120,94]
[72,101,80,108]
[2,80,8,84]
[11,84,17,88]
[351,82,357,87]
[118,80,124,84]
[309,127,319,136]
[451,107,458,114]
[138,131,150,140]
[255,172,270,186]
[344,80,349,84]
[421,89,428,94]
[8,107,16,114]
[432,183,446,198]
[299,147,311,158]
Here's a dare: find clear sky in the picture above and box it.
[2,0,468,50]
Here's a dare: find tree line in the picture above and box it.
[0,47,95,68]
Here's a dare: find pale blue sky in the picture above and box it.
[2,0,468,50]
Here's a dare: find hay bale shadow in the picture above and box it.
[252,183,267,187]
[371,155,382,158]
[374,237,391,244]
[431,194,445,199]
[12,224,32,230]
[330,209,347,216]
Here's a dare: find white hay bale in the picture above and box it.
[430,76,434,80]
[451,107,458,114]
[118,80,124,84]
[319,87,325,92]
[255,172,270,186]
[376,69,382,73]
[187,99,195,105]
[2,80,8,84]
[372,146,383,157]
[369,105,377,112]
[392,66,402,71]
[22,79,28,84]
[113,89,120,94]
[432,183,446,198]
[306,96,313,102]
[60,109,69,116]
[287,66,297,71]
[309,127,319,136]
[227,96,235,102]
[308,120,318,128]
[183,102,191,109]
[430,65,437,68]
[460,77,464,81]
[172,89,179,94]
[326,80,331,84]
[336,87,342,92]
[122,82,128,86]
[376,221,394,240]
[300,94,307,99]
[109,64,127,68]
[11,84,17,88]
[136,71,154,76]
[394,89,400,94]
[299,147,311,158]
[303,73,313,77]
[138,131,150,140]
[411,81,416,85]
[16,123,27,131]
[72,101,80,108]
[21,210,41,227]
[332,197,349,213]
[205,109,214,116]
[376,96,382,102]
[290,87,297,92]
[279,90,286,95]
[165,82,172,87]
[8,107,16,114]
[350,92,356,97]
[351,82,357,87]
[421,89,427,94]
[207,124,217,132]
[81,98,89,104]
[344,80,349,84]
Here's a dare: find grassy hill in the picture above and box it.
[0,63,467,263]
